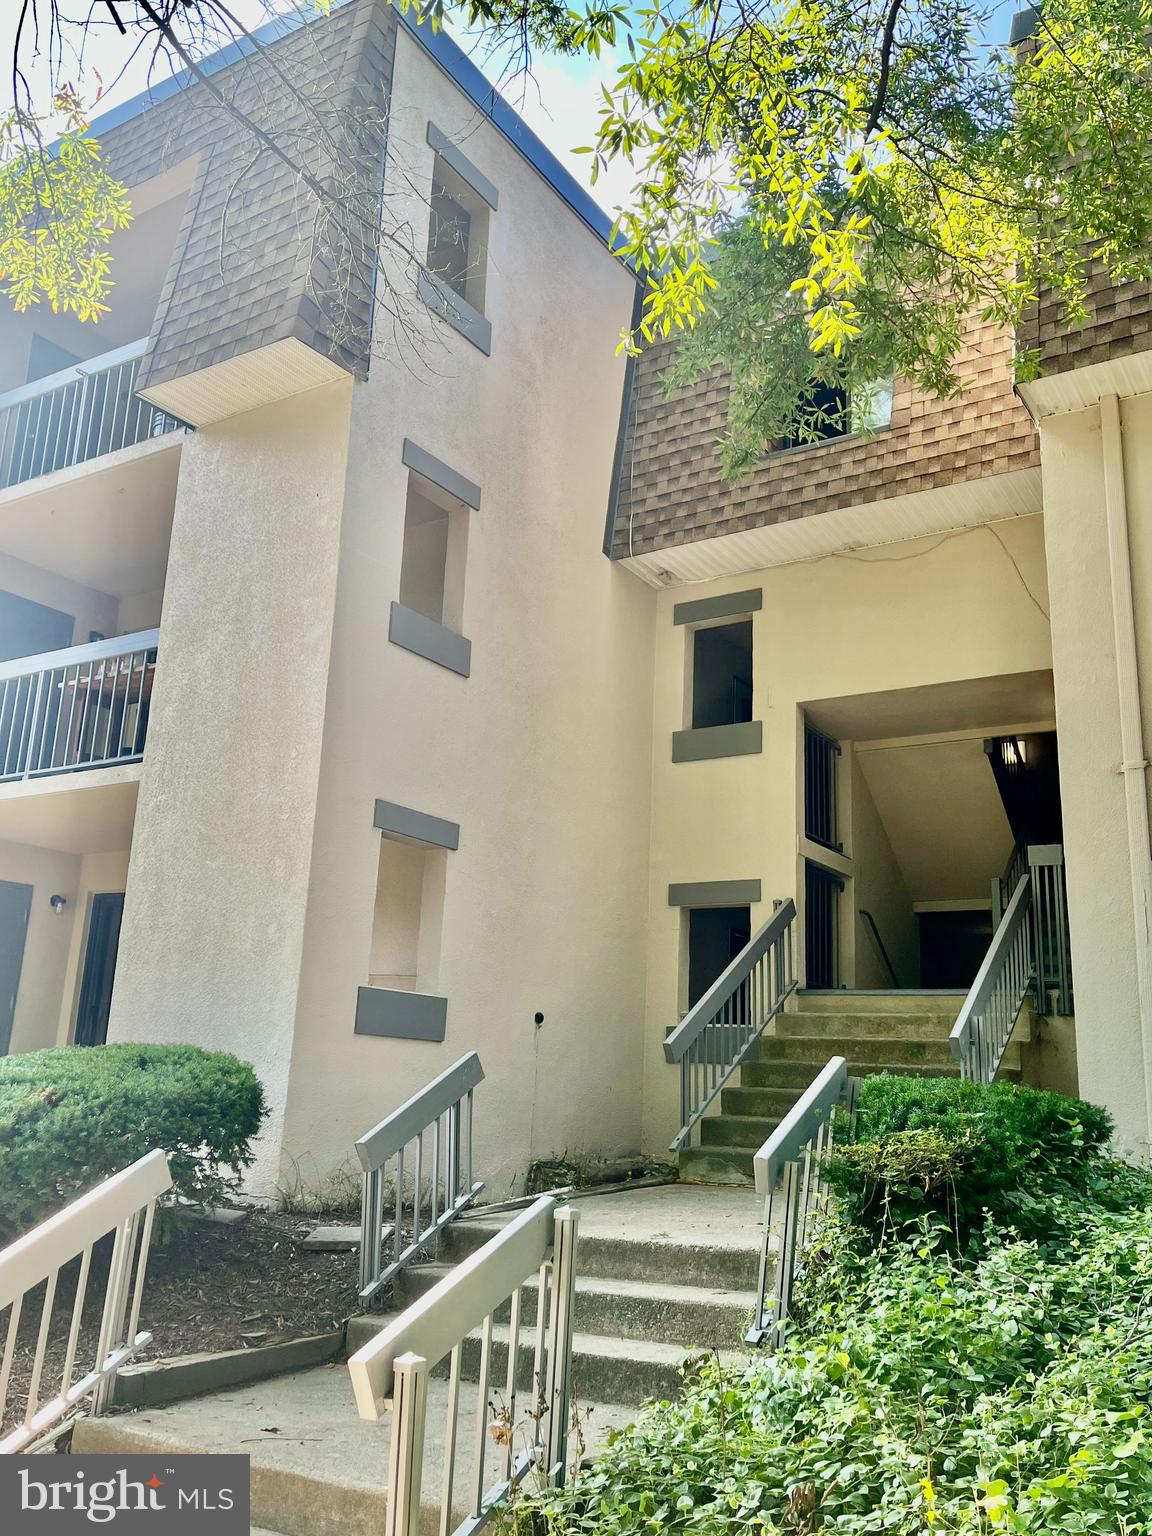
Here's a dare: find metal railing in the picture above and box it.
[0,1150,172,1452]
[0,630,159,784]
[0,340,183,492]
[664,899,797,1151]
[991,838,1029,927]
[1029,844,1073,1017]
[951,843,1073,1082]
[858,908,901,988]
[356,1052,485,1306]
[747,1057,858,1348]
[348,1194,579,1536]
[803,724,841,850]
[950,876,1034,1082]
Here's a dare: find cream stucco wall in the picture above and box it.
[55,850,133,1045]
[642,516,1052,1149]
[0,842,79,1053]
[107,380,354,1189]
[277,29,656,1198]
[1039,396,1152,1157]
[848,751,919,988]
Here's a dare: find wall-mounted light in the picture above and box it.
[49,894,68,916]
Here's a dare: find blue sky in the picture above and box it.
[2,0,1025,218]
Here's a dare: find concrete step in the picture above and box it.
[677,1145,756,1186]
[350,1315,745,1407]
[790,990,965,1015]
[701,1113,778,1148]
[75,1364,637,1536]
[756,1034,959,1067]
[353,1268,755,1350]
[438,1185,764,1291]
[775,1012,957,1042]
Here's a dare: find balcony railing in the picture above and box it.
[0,630,159,784]
[0,340,182,492]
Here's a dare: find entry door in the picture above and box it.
[0,880,32,1055]
[74,893,124,1047]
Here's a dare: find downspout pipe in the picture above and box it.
[1099,392,1152,1153]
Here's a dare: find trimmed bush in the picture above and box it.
[825,1073,1113,1238]
[0,1044,267,1240]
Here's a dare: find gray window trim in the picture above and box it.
[418,272,492,356]
[389,602,472,678]
[672,721,763,762]
[673,589,763,626]
[668,880,762,907]
[427,123,500,211]
[402,440,481,510]
[355,986,448,1042]
[374,798,460,851]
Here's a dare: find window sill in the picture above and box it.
[355,985,447,1041]
[418,272,492,356]
[389,602,471,677]
[672,721,762,762]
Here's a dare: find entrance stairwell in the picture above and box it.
[678,990,1021,1185]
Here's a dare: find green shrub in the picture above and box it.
[536,1196,1152,1536]
[0,1043,267,1240]
[824,1073,1113,1239]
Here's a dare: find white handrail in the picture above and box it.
[349,1196,580,1536]
[0,628,160,685]
[949,875,1033,1081]
[0,1150,173,1452]
[0,340,149,413]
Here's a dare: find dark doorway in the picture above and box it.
[687,906,751,1009]
[805,861,843,989]
[0,880,32,1055]
[75,893,124,1047]
[919,909,994,989]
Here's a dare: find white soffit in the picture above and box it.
[1018,351,1152,418]
[139,337,349,426]
[621,467,1044,589]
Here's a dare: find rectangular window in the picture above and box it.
[774,376,894,451]
[691,619,753,730]
[427,157,490,316]
[804,724,841,850]
[399,474,469,635]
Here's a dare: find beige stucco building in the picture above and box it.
[1,0,1151,1195]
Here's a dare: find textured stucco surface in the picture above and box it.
[278,28,655,1198]
[1039,399,1152,1157]
[106,381,354,1188]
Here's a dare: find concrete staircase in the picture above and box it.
[76,1185,765,1536]
[679,990,1020,1185]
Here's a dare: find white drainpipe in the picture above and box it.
[1099,392,1152,1151]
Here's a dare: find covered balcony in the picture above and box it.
[0,340,183,494]
[0,630,158,784]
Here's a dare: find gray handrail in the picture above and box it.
[858,909,900,988]
[748,1055,857,1348]
[665,898,795,1062]
[753,1056,847,1194]
[664,898,797,1151]
[949,876,1032,1081]
[356,1052,485,1304]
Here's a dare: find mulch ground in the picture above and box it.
[1,1208,362,1438]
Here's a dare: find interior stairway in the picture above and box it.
[679,989,1022,1185]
